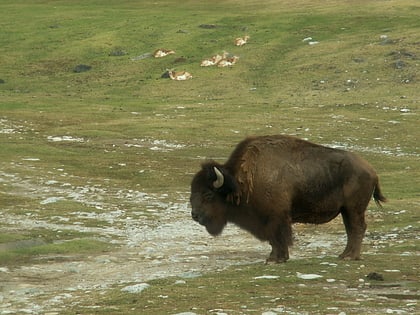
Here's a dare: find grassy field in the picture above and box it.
[0,0,419,314]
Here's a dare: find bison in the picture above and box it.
[190,135,386,263]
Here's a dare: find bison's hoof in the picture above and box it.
[265,257,288,264]
[338,254,361,261]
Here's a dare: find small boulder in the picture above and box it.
[73,64,92,73]
[366,272,384,281]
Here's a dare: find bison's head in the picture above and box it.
[190,162,238,236]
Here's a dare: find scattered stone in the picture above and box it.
[296,272,323,280]
[73,64,92,73]
[131,53,153,61]
[40,196,65,205]
[254,275,280,280]
[401,51,416,58]
[302,37,319,45]
[320,262,338,267]
[387,50,417,59]
[199,24,217,29]
[179,271,201,279]
[121,283,150,293]
[366,272,384,281]
[393,60,406,69]
[386,308,407,314]
[380,37,397,45]
[109,48,128,56]
[47,135,84,142]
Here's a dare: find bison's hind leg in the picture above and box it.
[339,205,367,260]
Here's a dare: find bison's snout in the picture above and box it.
[191,207,226,236]
[191,210,200,222]
[191,210,207,226]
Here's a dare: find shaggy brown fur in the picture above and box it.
[190,135,386,263]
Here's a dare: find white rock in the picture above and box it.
[47,135,84,142]
[121,283,150,293]
[386,309,407,314]
[254,275,280,280]
[296,272,323,280]
[40,197,65,205]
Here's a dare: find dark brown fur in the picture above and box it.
[190,135,386,263]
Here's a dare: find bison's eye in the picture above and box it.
[202,190,214,202]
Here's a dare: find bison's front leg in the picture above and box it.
[266,217,293,264]
[266,240,289,264]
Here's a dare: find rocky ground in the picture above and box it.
[0,122,418,314]
[0,175,417,315]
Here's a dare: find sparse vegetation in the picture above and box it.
[75,254,418,315]
[0,0,418,314]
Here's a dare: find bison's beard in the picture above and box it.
[204,219,226,236]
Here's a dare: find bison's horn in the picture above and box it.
[213,167,224,189]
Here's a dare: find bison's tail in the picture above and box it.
[373,181,387,208]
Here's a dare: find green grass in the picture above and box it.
[0,238,111,265]
[0,0,419,313]
[0,228,111,266]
